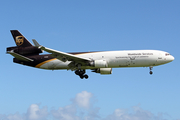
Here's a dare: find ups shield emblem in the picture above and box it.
[16,36,24,46]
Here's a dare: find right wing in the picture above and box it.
[32,39,91,66]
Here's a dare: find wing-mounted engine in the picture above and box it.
[92,68,112,74]
[89,60,108,68]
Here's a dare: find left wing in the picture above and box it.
[32,39,91,66]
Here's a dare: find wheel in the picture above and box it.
[80,75,84,79]
[84,74,89,79]
[149,71,153,75]
[79,70,85,75]
[75,70,81,75]
[75,70,80,75]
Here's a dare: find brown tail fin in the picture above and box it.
[11,30,33,47]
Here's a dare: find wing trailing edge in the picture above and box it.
[32,39,91,63]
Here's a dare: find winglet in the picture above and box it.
[32,39,41,47]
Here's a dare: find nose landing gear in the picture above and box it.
[75,69,89,79]
[149,66,153,75]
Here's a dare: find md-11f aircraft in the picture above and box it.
[7,30,174,79]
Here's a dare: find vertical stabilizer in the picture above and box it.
[11,30,33,47]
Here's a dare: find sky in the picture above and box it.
[0,0,180,120]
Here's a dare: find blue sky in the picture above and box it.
[1,0,180,120]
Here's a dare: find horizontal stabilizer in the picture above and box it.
[7,51,34,62]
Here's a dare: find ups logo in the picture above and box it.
[16,36,24,46]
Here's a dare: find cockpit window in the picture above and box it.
[165,53,170,56]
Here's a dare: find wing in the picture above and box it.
[32,39,91,66]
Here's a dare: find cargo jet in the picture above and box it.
[7,30,174,79]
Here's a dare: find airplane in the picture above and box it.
[6,30,174,79]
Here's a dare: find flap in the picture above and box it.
[32,39,91,64]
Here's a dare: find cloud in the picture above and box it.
[0,91,177,120]
[103,107,153,120]
[73,91,93,109]
[51,105,80,120]
[51,91,99,120]
[103,105,171,120]
[26,104,48,120]
[0,104,48,120]
[1,113,24,120]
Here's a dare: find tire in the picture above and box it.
[84,75,88,79]
[75,70,80,75]
[80,75,84,79]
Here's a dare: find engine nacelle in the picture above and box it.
[89,60,108,68]
[93,68,112,75]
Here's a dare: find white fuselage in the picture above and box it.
[38,50,174,70]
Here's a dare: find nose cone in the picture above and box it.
[167,55,175,62]
[171,55,175,61]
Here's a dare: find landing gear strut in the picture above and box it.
[149,66,153,75]
[75,69,89,79]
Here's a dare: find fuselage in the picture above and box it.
[8,30,175,79]
[31,50,174,70]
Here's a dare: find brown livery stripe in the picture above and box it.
[35,58,57,68]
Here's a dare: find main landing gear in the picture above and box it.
[75,69,89,79]
[149,66,153,75]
